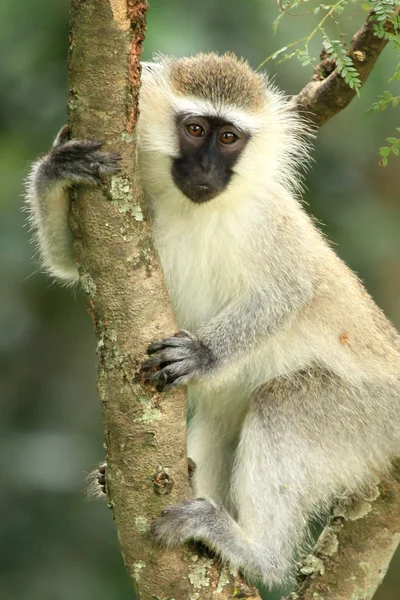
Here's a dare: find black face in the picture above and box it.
[171,114,250,203]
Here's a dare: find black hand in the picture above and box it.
[45,124,121,185]
[141,330,216,391]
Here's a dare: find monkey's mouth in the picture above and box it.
[176,181,223,204]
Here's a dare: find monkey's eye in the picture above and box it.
[187,124,205,138]
[219,131,238,145]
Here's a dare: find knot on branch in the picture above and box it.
[153,467,174,495]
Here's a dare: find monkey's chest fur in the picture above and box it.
[152,206,249,332]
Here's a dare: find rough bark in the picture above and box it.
[68,1,259,598]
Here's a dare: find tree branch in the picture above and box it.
[288,465,400,600]
[293,6,400,126]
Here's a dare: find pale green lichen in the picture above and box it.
[229,565,238,578]
[68,88,80,111]
[80,273,96,296]
[109,175,132,214]
[109,175,143,220]
[128,237,153,272]
[132,560,146,582]
[365,484,380,502]
[135,516,150,533]
[334,484,380,521]
[121,131,135,143]
[109,329,118,342]
[299,554,325,577]
[216,568,230,592]
[132,204,143,221]
[317,527,339,556]
[188,557,213,589]
[347,501,373,521]
[134,397,162,423]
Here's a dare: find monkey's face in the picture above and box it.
[171,115,250,203]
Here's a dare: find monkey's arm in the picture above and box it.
[142,282,311,390]
[25,126,120,281]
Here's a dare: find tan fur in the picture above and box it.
[26,52,400,587]
[138,54,400,585]
[170,53,265,112]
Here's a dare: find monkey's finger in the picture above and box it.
[147,337,186,355]
[141,349,190,370]
[53,124,70,148]
[92,152,122,175]
[163,376,190,391]
[174,329,197,341]
[60,139,103,155]
[142,362,191,390]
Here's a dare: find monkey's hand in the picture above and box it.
[141,330,216,391]
[44,124,121,186]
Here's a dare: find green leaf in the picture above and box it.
[379,147,391,156]
[272,46,288,60]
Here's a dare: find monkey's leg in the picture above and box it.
[25,125,120,281]
[151,375,338,586]
[187,404,243,507]
[152,369,390,586]
[151,401,307,586]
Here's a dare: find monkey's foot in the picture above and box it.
[86,462,107,499]
[151,498,217,546]
[97,462,106,494]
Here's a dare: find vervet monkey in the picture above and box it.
[25,53,400,587]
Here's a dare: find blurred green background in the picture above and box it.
[1,1,399,599]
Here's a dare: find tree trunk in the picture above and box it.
[68,1,258,598]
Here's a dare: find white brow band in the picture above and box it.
[171,96,261,133]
